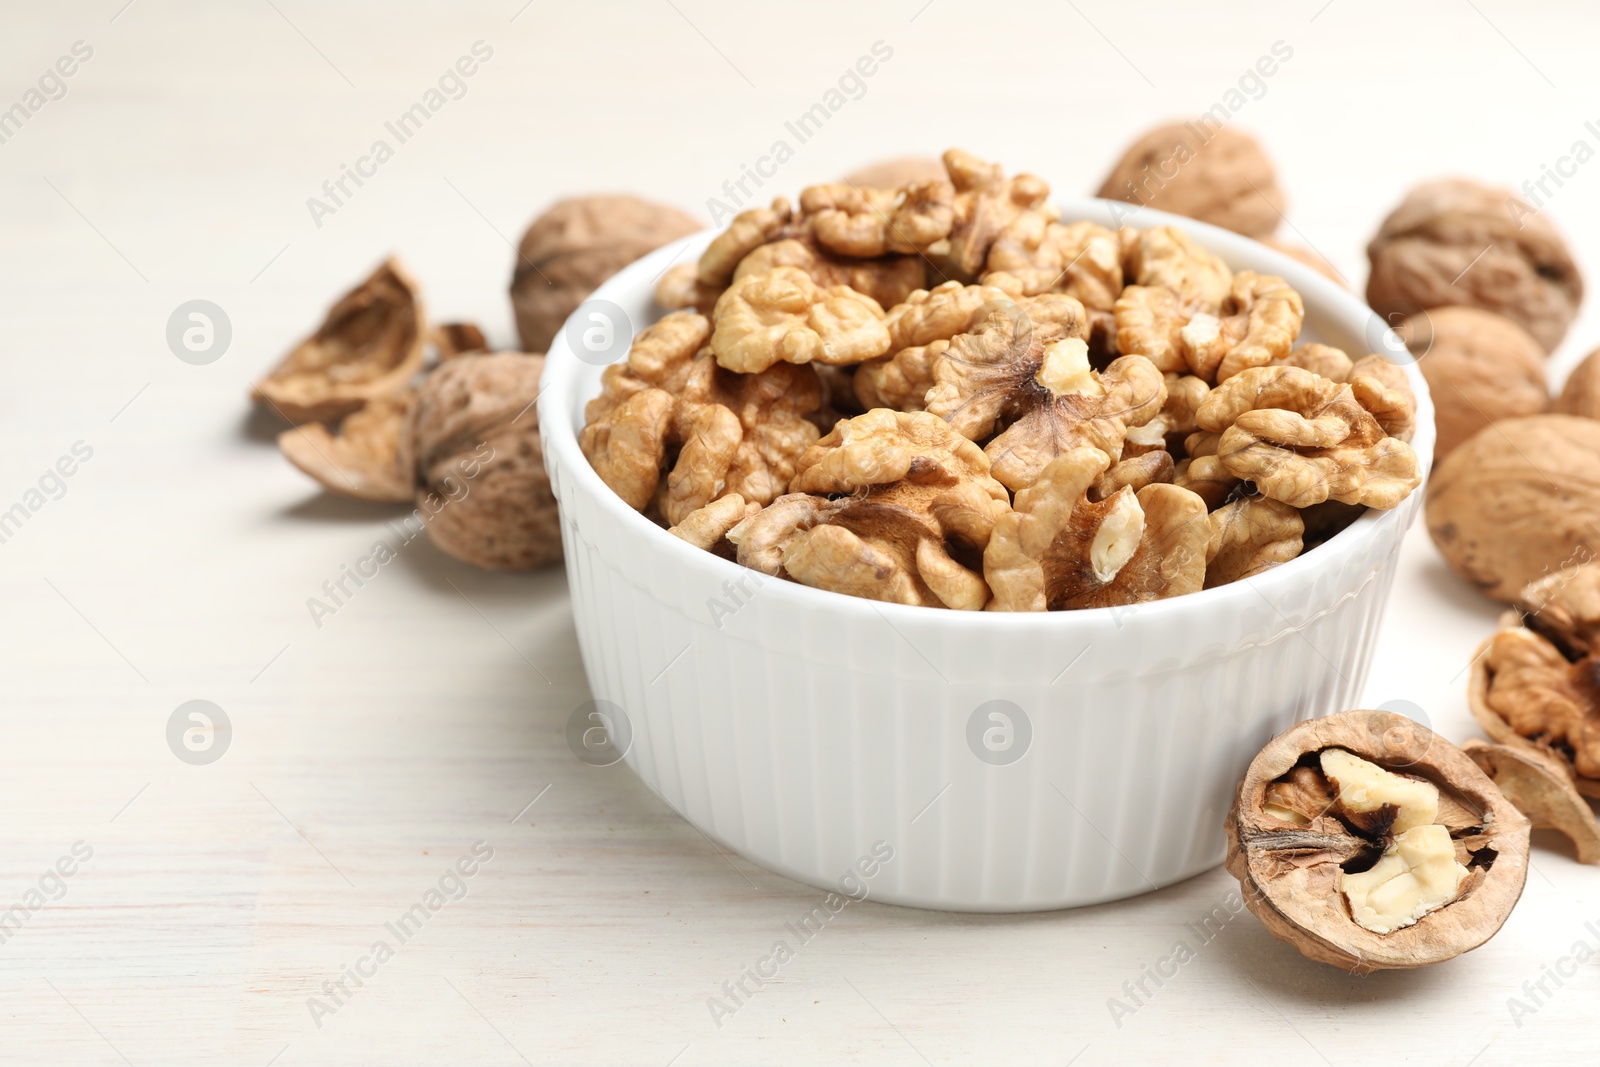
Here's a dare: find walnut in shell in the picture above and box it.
[511,195,701,352]
[252,257,426,424]
[406,352,561,570]
[1555,346,1600,420]
[278,392,413,503]
[842,156,948,189]
[1397,307,1548,460]
[1096,123,1284,238]
[1426,414,1600,602]
[1366,178,1583,353]
[1224,710,1530,971]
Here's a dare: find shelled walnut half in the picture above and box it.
[1225,710,1530,972]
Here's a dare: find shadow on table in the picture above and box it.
[239,405,289,444]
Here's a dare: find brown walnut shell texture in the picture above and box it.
[511,195,701,352]
[1398,306,1548,461]
[1096,123,1284,238]
[278,392,414,503]
[1225,711,1530,972]
[1366,178,1583,353]
[406,352,562,570]
[1555,346,1600,419]
[252,257,426,424]
[1426,414,1600,602]
[1463,740,1600,864]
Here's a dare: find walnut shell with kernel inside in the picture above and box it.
[1366,178,1583,353]
[405,352,561,570]
[511,195,701,352]
[1224,710,1529,972]
[1426,414,1600,602]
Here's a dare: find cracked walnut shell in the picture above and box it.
[1097,123,1285,238]
[1196,366,1421,509]
[1426,415,1600,602]
[252,257,426,424]
[406,352,561,570]
[1225,710,1530,971]
[278,391,413,503]
[1463,740,1600,865]
[983,447,1209,611]
[1366,178,1583,353]
[511,195,701,353]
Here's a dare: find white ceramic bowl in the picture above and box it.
[539,200,1436,912]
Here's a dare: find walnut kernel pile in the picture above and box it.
[583,149,1424,611]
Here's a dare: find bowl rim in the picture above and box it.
[539,196,1435,632]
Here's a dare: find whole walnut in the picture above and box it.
[511,195,701,352]
[1367,179,1583,353]
[842,155,948,189]
[1095,123,1284,238]
[406,352,562,570]
[1397,306,1549,460]
[1426,414,1600,602]
[1556,347,1600,419]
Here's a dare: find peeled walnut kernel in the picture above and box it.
[1197,366,1421,509]
[710,266,890,373]
[1225,710,1530,971]
[278,392,413,503]
[1366,178,1583,353]
[932,148,1051,283]
[1097,123,1284,238]
[1204,496,1303,588]
[1398,307,1548,460]
[1468,604,1600,793]
[1426,415,1600,602]
[511,195,700,352]
[406,353,561,570]
[982,448,1209,612]
[252,257,426,424]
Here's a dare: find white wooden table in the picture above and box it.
[4,1,1599,1062]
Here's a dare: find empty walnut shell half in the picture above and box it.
[511,195,701,352]
[252,257,427,424]
[1463,740,1600,865]
[1096,123,1284,238]
[278,392,414,503]
[405,352,561,570]
[1225,710,1530,972]
[1366,178,1583,353]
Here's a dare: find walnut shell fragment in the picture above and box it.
[511,195,701,352]
[278,392,413,503]
[1366,178,1583,353]
[431,322,488,361]
[1425,415,1600,602]
[406,352,561,570]
[1225,710,1530,972]
[252,257,426,424]
[1096,123,1285,238]
[1463,740,1600,865]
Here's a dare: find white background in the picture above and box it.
[1,1,1597,1063]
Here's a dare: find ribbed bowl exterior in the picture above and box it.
[541,201,1434,912]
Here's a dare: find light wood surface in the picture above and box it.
[3,2,1599,1063]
